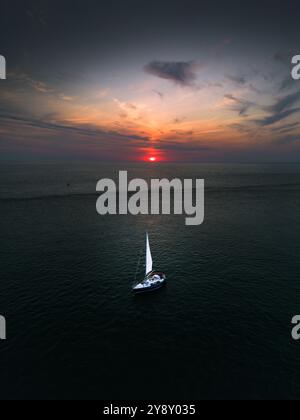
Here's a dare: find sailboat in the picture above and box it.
[132,233,166,293]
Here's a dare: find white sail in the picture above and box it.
[146,233,153,275]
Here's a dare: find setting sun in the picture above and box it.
[148,157,157,162]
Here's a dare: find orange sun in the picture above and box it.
[148,156,157,162]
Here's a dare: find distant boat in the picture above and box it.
[132,233,166,294]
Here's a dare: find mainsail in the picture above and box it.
[146,233,153,275]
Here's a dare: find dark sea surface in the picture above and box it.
[1,162,300,400]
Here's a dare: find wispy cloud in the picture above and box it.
[153,90,164,100]
[255,108,300,126]
[265,91,300,114]
[224,94,255,116]
[254,91,300,127]
[0,112,149,142]
[275,122,300,133]
[5,71,76,102]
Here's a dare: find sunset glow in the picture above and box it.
[1,2,300,162]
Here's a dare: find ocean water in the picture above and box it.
[0,162,300,400]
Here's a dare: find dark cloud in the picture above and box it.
[253,91,300,127]
[255,108,300,126]
[274,122,300,133]
[265,91,300,114]
[144,60,199,87]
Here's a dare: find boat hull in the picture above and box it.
[133,279,166,294]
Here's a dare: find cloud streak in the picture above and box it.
[255,108,300,126]
[224,94,254,116]
[253,91,300,127]
[265,91,300,114]
[0,113,149,143]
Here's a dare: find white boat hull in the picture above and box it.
[133,272,166,293]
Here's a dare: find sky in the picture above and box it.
[1,0,300,162]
